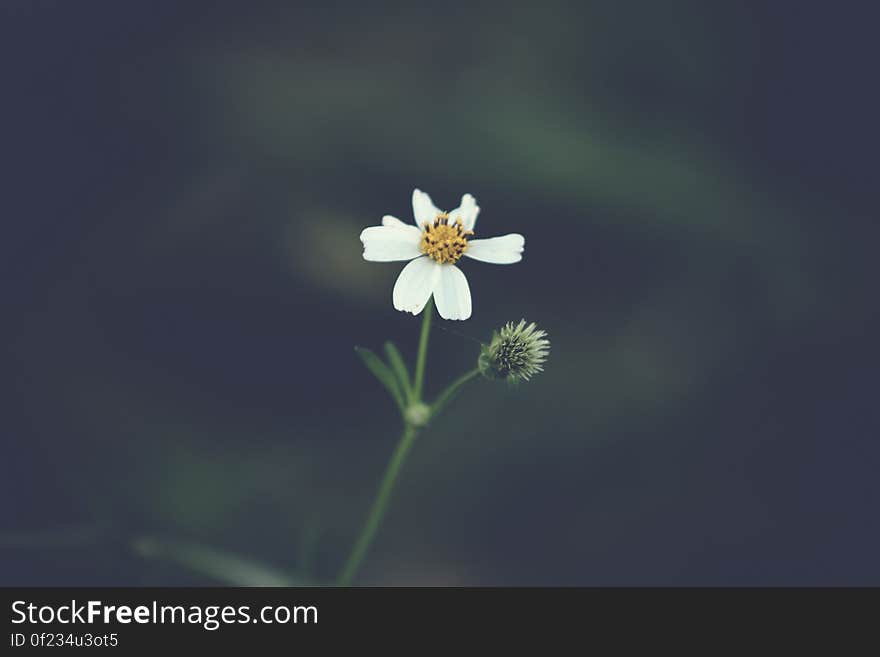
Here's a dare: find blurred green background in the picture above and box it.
[2,0,878,585]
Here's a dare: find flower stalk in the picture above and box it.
[336,423,418,587]
[431,368,480,416]
[413,298,433,401]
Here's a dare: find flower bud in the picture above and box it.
[478,320,549,383]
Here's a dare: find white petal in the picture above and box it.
[360,225,422,262]
[464,234,524,264]
[447,194,480,231]
[433,265,472,321]
[382,215,406,227]
[412,188,441,228]
[393,256,440,315]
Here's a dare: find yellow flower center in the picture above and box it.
[419,213,474,264]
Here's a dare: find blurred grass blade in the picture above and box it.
[383,341,413,402]
[133,537,301,587]
[354,346,404,410]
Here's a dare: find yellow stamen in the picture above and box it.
[419,213,473,264]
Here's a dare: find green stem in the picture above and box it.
[336,424,418,586]
[432,368,481,417]
[413,299,433,401]
[337,300,436,586]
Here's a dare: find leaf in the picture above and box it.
[383,341,413,402]
[132,537,306,587]
[354,346,404,410]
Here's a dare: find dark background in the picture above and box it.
[2,0,878,585]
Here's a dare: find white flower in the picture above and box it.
[360,189,525,321]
